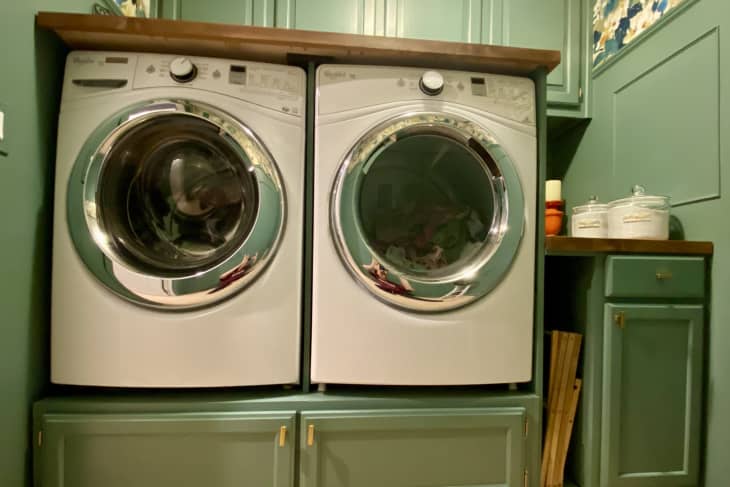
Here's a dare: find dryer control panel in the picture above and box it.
[318,65,535,126]
[62,52,305,117]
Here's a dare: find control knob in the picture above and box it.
[169,57,197,83]
[419,70,444,96]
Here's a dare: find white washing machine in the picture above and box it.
[52,52,305,387]
[312,65,537,386]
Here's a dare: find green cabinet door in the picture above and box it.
[601,304,703,487]
[161,0,274,26]
[299,408,527,487]
[275,0,378,34]
[383,0,502,44]
[37,411,296,487]
[502,0,582,106]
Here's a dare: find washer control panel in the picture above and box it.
[318,65,535,125]
[62,52,305,116]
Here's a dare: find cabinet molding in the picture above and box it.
[601,304,703,487]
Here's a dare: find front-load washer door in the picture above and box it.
[331,112,525,312]
[67,99,285,309]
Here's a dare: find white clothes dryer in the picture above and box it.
[52,52,305,387]
[312,65,537,386]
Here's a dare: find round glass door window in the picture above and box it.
[332,113,525,312]
[68,100,285,309]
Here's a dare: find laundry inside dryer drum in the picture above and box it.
[358,134,496,279]
[97,114,259,277]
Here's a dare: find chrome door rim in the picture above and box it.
[67,99,285,310]
[330,112,525,312]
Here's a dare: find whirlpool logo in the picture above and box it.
[72,56,95,65]
[322,70,347,80]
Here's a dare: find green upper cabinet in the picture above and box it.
[36,411,296,487]
[601,304,703,487]
[299,408,527,487]
[275,0,379,34]
[160,0,275,26]
[383,0,501,43]
[502,0,582,107]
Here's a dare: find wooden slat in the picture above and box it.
[541,332,566,487]
[542,332,582,487]
[550,337,581,487]
[36,12,560,76]
[545,236,713,256]
[555,378,582,487]
[548,334,577,487]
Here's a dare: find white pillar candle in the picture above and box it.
[546,179,562,201]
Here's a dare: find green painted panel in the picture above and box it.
[179,0,253,24]
[39,412,296,487]
[0,3,102,487]
[601,304,702,487]
[503,0,582,106]
[612,28,720,206]
[605,256,705,299]
[275,0,377,34]
[384,0,490,43]
[299,408,525,487]
[560,1,728,484]
[162,0,275,25]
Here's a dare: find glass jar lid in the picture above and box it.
[572,196,609,215]
[609,185,670,210]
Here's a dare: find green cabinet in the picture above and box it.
[545,254,708,487]
[36,412,296,487]
[35,399,539,487]
[299,408,527,486]
[275,0,378,34]
[383,0,501,43]
[601,304,703,487]
[161,0,274,25]
[502,0,583,108]
[605,256,706,299]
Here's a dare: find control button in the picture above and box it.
[282,106,290,113]
[212,69,221,79]
[146,64,155,74]
[419,71,444,96]
[457,81,464,91]
[169,57,197,83]
[397,78,405,87]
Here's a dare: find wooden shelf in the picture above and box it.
[545,237,713,256]
[36,12,560,76]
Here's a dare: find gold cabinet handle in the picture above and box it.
[656,271,673,280]
[307,424,315,447]
[615,311,625,329]
[278,426,287,448]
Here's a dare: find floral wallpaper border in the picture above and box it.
[593,0,692,70]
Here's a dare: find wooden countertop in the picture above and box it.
[36,12,560,76]
[545,237,713,256]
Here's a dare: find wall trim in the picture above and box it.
[611,26,721,208]
[593,0,699,78]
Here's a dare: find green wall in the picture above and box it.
[0,2,91,487]
[558,0,730,484]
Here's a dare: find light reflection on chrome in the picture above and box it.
[330,112,525,313]
[66,99,285,310]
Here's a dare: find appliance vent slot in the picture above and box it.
[105,56,129,64]
[72,79,128,88]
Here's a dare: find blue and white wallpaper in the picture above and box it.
[593,0,690,69]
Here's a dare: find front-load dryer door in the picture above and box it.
[331,112,524,312]
[67,99,285,309]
